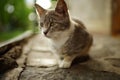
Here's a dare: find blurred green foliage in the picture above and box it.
[0,30,25,42]
[0,0,32,31]
[0,0,34,42]
[0,0,57,42]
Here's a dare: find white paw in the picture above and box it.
[58,61,71,68]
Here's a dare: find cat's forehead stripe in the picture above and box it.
[44,12,59,22]
[45,11,59,18]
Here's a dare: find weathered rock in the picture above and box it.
[0,56,18,73]
[20,65,120,80]
[19,34,120,80]
[1,34,120,80]
[0,31,33,80]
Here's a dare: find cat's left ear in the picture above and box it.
[35,3,46,16]
[55,0,68,16]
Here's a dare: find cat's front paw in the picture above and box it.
[58,60,71,68]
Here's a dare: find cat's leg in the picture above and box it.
[58,55,76,68]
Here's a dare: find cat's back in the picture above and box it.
[72,18,86,29]
[62,19,93,54]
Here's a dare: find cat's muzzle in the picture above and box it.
[43,31,48,35]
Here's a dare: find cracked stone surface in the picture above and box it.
[19,34,120,80]
[1,34,120,80]
[20,66,120,80]
[0,32,33,80]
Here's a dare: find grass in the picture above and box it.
[0,30,26,42]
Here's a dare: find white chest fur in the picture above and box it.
[51,22,75,51]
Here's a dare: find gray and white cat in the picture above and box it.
[35,0,93,68]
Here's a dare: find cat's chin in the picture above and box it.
[44,34,51,38]
[44,35,59,40]
[44,34,53,39]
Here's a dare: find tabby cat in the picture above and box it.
[35,0,93,68]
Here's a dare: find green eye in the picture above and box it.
[50,23,54,26]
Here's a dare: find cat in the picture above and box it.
[35,0,93,68]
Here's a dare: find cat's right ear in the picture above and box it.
[35,4,46,16]
[55,0,68,16]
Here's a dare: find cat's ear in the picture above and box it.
[55,0,68,16]
[35,3,46,16]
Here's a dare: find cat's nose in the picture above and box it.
[43,31,48,35]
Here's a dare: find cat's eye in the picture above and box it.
[40,23,43,27]
[50,23,54,26]
[50,23,57,26]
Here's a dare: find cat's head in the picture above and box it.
[35,0,70,39]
